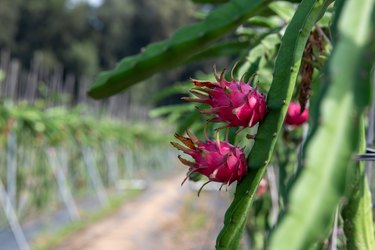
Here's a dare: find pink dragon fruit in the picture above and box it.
[183,67,267,128]
[256,178,268,197]
[171,130,247,186]
[285,102,309,126]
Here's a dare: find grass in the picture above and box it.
[32,189,142,250]
[180,193,209,232]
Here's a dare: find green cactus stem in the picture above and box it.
[342,118,375,250]
[215,0,332,249]
[88,0,270,99]
[269,0,375,249]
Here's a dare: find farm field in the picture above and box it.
[1,0,375,249]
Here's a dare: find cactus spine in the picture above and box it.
[215,0,333,249]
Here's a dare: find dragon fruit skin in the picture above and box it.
[183,70,267,128]
[285,102,309,126]
[171,131,247,185]
[256,178,268,197]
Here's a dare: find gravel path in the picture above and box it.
[54,173,230,250]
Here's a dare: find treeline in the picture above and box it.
[0,0,194,77]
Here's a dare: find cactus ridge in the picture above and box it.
[215,0,333,249]
[88,0,271,99]
[269,0,375,249]
[342,118,375,250]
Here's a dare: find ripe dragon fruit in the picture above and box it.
[256,178,268,197]
[171,130,247,186]
[183,67,267,128]
[285,102,309,126]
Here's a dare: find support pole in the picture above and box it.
[0,179,30,250]
[82,146,108,207]
[46,148,80,221]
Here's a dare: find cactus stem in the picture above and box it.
[246,134,256,140]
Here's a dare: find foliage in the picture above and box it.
[269,1,375,249]
[88,0,270,98]
[0,102,171,221]
[89,0,375,249]
[0,102,167,146]
[0,0,194,77]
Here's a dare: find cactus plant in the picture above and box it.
[268,0,375,249]
[88,0,375,249]
[342,118,375,249]
[215,1,333,248]
[88,0,271,99]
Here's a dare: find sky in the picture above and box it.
[71,0,103,7]
[86,0,103,6]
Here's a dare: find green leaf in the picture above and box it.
[88,0,271,99]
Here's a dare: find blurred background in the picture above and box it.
[0,0,232,249]
[3,1,375,250]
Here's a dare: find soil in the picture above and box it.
[54,172,230,250]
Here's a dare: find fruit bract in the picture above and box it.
[183,68,267,128]
[171,130,247,185]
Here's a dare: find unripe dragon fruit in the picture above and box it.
[171,130,247,186]
[183,67,267,128]
[285,102,309,126]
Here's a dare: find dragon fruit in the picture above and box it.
[183,67,267,128]
[171,130,247,186]
[256,178,268,197]
[285,102,309,126]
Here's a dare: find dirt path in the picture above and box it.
[54,173,230,250]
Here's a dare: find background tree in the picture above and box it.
[0,0,195,78]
